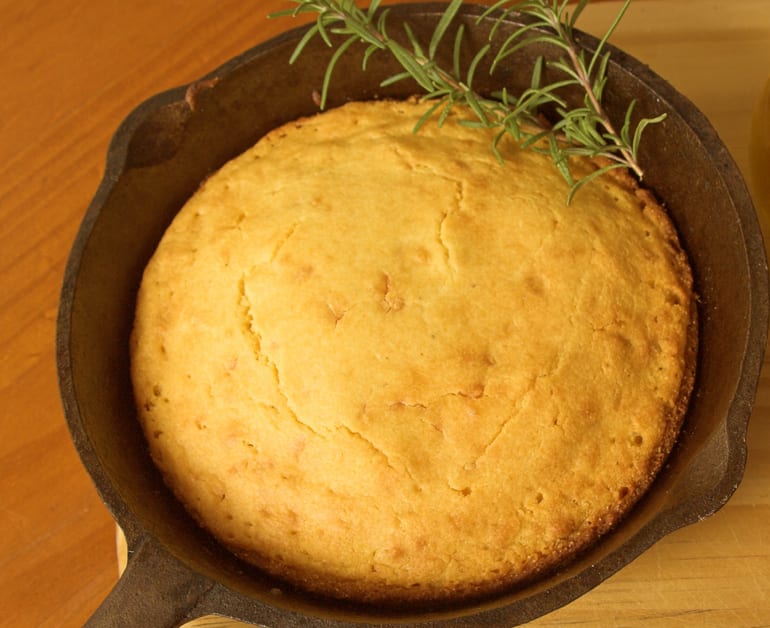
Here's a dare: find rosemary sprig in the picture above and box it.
[271,0,666,202]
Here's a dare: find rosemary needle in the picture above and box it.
[271,0,666,202]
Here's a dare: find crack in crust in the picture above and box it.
[237,274,323,438]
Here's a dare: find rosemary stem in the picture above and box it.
[540,1,642,178]
[566,43,642,177]
[275,0,664,199]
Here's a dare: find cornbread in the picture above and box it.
[130,99,696,604]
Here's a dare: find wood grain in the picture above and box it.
[1,1,768,626]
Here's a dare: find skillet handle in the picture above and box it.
[85,533,212,628]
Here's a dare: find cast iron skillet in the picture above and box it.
[57,4,769,626]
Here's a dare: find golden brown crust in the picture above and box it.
[130,99,696,604]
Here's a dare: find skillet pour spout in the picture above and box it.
[57,4,769,626]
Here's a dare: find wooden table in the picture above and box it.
[2,1,768,626]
